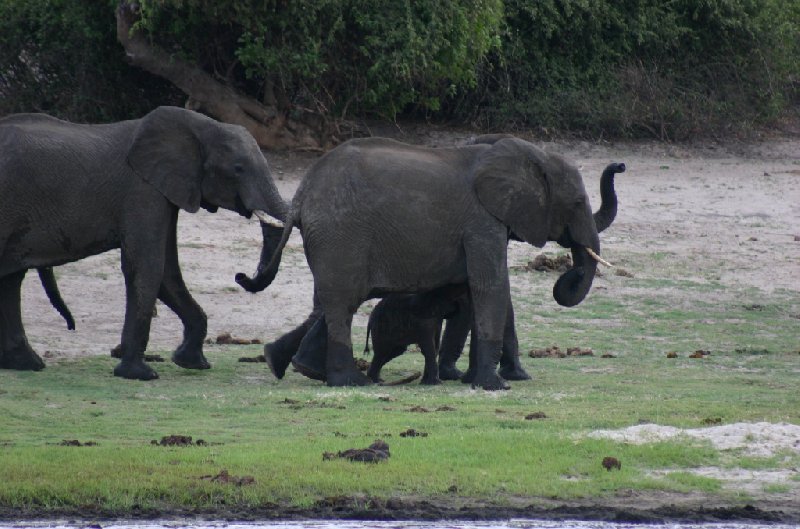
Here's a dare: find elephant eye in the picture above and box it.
[234,163,244,175]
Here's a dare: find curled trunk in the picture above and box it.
[237,222,286,292]
[593,162,625,233]
[552,246,598,307]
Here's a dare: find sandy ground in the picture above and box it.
[16,129,800,522]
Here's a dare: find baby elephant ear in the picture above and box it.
[127,106,204,213]
[473,138,551,248]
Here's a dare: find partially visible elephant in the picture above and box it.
[239,136,624,389]
[0,106,287,380]
[364,284,467,385]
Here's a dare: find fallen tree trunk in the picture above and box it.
[115,1,328,150]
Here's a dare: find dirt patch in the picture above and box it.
[587,421,800,500]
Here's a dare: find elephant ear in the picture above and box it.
[127,106,205,212]
[473,138,552,248]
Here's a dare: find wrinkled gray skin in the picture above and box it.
[0,106,287,380]
[239,136,621,390]
[364,284,467,385]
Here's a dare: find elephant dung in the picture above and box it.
[323,440,390,463]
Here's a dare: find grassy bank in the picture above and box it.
[1,268,798,519]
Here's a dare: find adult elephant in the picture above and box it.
[238,137,622,389]
[0,107,287,380]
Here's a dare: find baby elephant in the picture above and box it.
[365,285,467,385]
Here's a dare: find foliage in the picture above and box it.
[1,0,798,137]
[134,0,504,119]
[0,0,181,122]
[464,0,800,139]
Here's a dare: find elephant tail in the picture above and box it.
[38,267,76,330]
[235,209,296,293]
[363,321,372,356]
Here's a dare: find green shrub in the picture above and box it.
[0,0,181,122]
[467,0,800,139]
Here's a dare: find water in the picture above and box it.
[1,520,795,529]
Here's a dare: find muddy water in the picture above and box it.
[2,520,795,529]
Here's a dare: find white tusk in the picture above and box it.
[253,210,284,228]
[586,247,613,267]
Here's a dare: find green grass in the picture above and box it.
[1,271,799,516]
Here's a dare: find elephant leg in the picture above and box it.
[438,297,471,380]
[419,336,441,385]
[318,292,371,387]
[366,344,401,383]
[267,291,323,379]
[112,236,165,381]
[290,316,328,381]
[465,247,510,391]
[0,270,45,371]
[497,299,531,381]
[158,216,210,370]
[459,331,476,384]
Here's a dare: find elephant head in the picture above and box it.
[126,107,287,283]
[126,106,288,223]
[473,138,623,307]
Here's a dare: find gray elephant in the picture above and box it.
[0,106,287,380]
[239,137,623,389]
[364,285,467,385]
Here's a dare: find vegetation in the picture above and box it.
[1,0,798,141]
[1,270,798,517]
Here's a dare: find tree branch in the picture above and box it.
[115,1,328,150]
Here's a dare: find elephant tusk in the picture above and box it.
[586,247,613,267]
[253,209,284,228]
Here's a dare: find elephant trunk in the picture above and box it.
[593,162,625,233]
[236,211,295,293]
[552,245,598,307]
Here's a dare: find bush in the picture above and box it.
[136,0,504,120]
[2,0,798,138]
[0,0,181,122]
[465,0,800,139]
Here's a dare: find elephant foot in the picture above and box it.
[113,359,159,380]
[420,376,442,385]
[264,342,295,379]
[459,368,476,384]
[366,367,383,383]
[291,357,326,382]
[439,363,464,381]
[110,344,123,358]
[327,365,372,387]
[0,346,45,371]
[471,370,510,391]
[498,364,532,381]
[172,345,211,370]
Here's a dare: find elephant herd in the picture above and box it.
[0,107,624,390]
